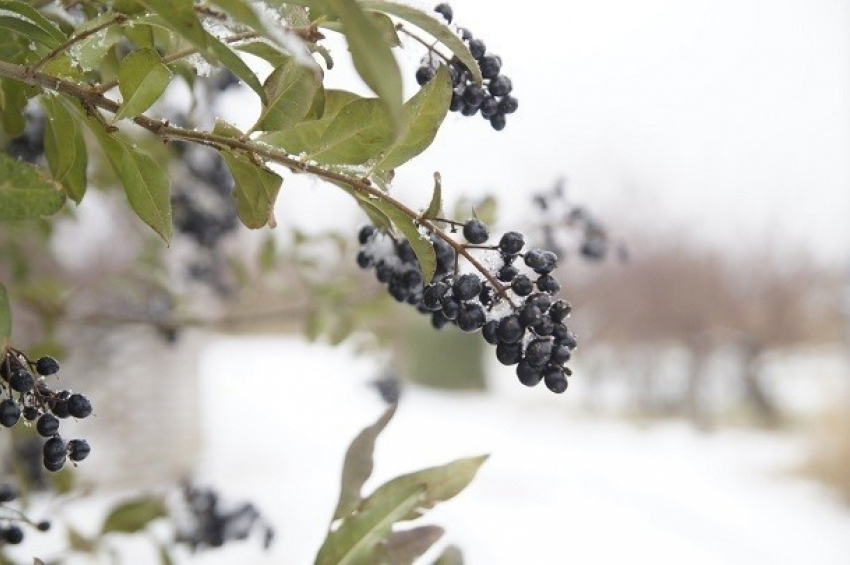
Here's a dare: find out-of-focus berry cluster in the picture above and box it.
[1,349,92,472]
[356,218,577,393]
[0,484,51,547]
[415,3,518,131]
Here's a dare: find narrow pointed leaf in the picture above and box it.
[259,89,359,154]
[253,58,321,132]
[333,405,397,521]
[373,65,451,172]
[361,0,482,85]
[361,455,488,521]
[206,32,267,102]
[0,1,66,44]
[101,496,167,534]
[41,96,87,203]
[326,0,402,127]
[368,197,436,283]
[0,153,66,219]
[380,525,445,565]
[115,48,172,120]
[316,483,425,565]
[134,0,211,59]
[421,172,442,220]
[73,13,124,71]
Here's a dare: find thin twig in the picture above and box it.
[33,14,128,72]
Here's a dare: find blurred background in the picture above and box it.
[1,0,849,563]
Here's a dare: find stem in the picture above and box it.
[0,60,515,307]
[33,14,128,71]
[395,23,453,63]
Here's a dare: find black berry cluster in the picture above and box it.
[0,484,51,547]
[1,348,92,472]
[356,219,577,393]
[416,3,518,131]
[4,109,45,163]
[174,483,274,552]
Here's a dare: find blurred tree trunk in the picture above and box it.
[684,335,713,431]
[738,339,781,427]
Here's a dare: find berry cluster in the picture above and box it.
[356,219,577,393]
[0,484,51,547]
[1,349,92,472]
[174,483,274,552]
[416,3,518,131]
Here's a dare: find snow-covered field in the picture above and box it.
[186,337,850,565]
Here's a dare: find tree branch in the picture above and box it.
[0,60,515,306]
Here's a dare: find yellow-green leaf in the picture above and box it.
[101,496,167,534]
[259,89,360,154]
[115,48,172,120]
[41,96,87,203]
[253,58,321,132]
[373,65,451,172]
[309,97,393,164]
[134,0,211,59]
[0,153,66,219]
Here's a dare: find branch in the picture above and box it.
[0,60,514,306]
[33,13,128,71]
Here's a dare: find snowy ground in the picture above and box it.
[185,337,850,565]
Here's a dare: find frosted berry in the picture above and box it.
[498,264,519,282]
[497,315,524,344]
[537,274,561,294]
[524,249,557,274]
[482,320,499,345]
[10,369,33,393]
[456,304,486,331]
[453,274,482,301]
[511,274,534,296]
[499,232,524,255]
[37,414,60,437]
[519,303,542,327]
[0,400,20,428]
[549,300,572,322]
[68,439,91,462]
[35,356,59,376]
[423,282,449,310]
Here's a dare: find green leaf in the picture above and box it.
[432,545,464,565]
[114,48,172,120]
[41,96,87,203]
[421,172,442,220]
[259,89,360,154]
[0,0,63,50]
[321,11,400,47]
[134,0,211,59]
[373,65,451,172]
[0,283,11,349]
[0,1,66,45]
[84,116,172,242]
[72,13,124,71]
[316,483,425,565]
[214,121,283,229]
[333,405,397,521]
[368,197,436,283]
[101,496,167,535]
[253,58,322,132]
[0,153,66,219]
[237,40,290,68]
[360,0,482,85]
[379,525,445,565]
[309,97,393,164]
[210,0,272,37]
[67,526,97,553]
[206,32,267,103]
[361,455,488,521]
[0,79,29,137]
[326,0,402,128]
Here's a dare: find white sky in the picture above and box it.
[223,0,850,264]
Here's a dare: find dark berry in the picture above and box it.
[452,274,482,301]
[0,484,17,503]
[43,437,65,463]
[441,296,460,320]
[358,225,375,244]
[416,65,436,85]
[478,285,494,307]
[488,75,513,97]
[479,55,501,79]
[0,400,20,428]
[499,232,524,255]
[528,293,552,312]
[518,303,541,327]
[490,113,506,131]
[52,399,70,418]
[549,300,572,322]
[37,521,51,532]
[67,394,92,419]
[461,103,479,116]
[544,365,568,393]
[482,320,499,345]
[497,315,524,344]
[35,356,59,376]
[43,456,64,472]
[450,90,463,112]
[495,342,522,365]
[68,439,91,462]
[388,278,410,302]
[376,263,393,283]
[458,28,472,41]
[3,525,23,544]
[10,369,33,393]
[498,95,518,114]
[532,315,555,336]
[434,3,453,23]
[498,264,519,282]
[516,361,542,387]
[396,240,417,264]
[551,345,571,365]
[524,249,557,274]
[432,311,450,329]
[468,39,486,60]
[511,274,534,296]
[356,251,372,269]
[37,413,60,437]
[423,282,449,310]
[525,339,553,368]
[457,304,486,332]
[462,85,485,108]
[23,406,39,421]
[537,274,561,294]
[480,96,499,119]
